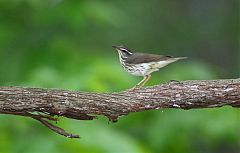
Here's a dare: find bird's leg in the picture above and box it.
[140,75,151,87]
[129,75,151,90]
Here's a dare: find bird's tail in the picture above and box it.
[168,57,187,62]
[155,57,187,69]
[172,57,188,60]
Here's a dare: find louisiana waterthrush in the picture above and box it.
[112,45,187,90]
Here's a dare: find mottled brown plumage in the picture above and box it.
[126,53,173,64]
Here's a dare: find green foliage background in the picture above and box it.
[0,0,239,153]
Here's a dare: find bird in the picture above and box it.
[112,45,187,90]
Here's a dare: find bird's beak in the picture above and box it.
[112,45,119,50]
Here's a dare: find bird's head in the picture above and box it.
[112,45,133,59]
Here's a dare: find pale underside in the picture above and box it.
[124,60,179,76]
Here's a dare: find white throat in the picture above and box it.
[117,51,127,65]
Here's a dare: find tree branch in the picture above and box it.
[0,79,239,138]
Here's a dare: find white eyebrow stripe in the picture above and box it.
[119,48,133,54]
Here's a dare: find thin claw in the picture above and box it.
[169,79,180,83]
[128,86,140,91]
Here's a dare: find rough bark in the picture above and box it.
[0,79,239,138]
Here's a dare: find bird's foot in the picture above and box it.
[127,85,141,91]
[169,79,180,83]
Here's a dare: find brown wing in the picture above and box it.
[126,52,173,64]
